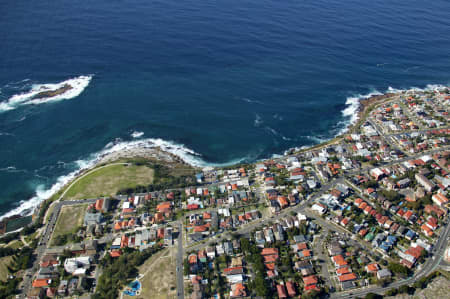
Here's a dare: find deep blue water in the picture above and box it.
[0,0,449,218]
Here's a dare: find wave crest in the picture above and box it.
[131,131,144,138]
[342,90,383,126]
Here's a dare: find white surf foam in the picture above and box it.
[0,166,29,174]
[342,90,383,127]
[0,167,84,221]
[337,84,448,136]
[254,113,263,127]
[241,97,264,105]
[0,136,249,220]
[265,127,278,136]
[131,131,144,138]
[387,84,448,94]
[0,75,92,112]
[264,126,292,141]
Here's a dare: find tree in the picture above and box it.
[94,246,160,298]
[253,273,270,297]
[365,293,382,299]
[388,262,410,277]
[385,288,398,296]
[240,238,251,254]
[398,284,414,295]
[183,258,190,276]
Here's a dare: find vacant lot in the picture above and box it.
[64,164,154,200]
[124,248,177,299]
[0,256,13,282]
[50,204,87,246]
[386,276,450,299]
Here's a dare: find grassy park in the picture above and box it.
[64,163,154,200]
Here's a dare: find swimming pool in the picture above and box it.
[123,280,141,296]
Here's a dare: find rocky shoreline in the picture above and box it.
[1,86,444,229]
[96,146,196,168]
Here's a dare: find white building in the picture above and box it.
[311,203,327,215]
[64,256,91,274]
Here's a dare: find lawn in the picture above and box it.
[64,164,154,200]
[5,240,23,250]
[50,204,87,246]
[0,256,13,282]
[124,248,177,299]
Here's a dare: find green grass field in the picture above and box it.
[0,256,13,282]
[64,164,154,200]
[6,240,23,250]
[50,204,87,246]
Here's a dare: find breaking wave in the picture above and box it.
[0,136,251,220]
[341,89,383,128]
[387,84,448,94]
[0,75,92,112]
[0,167,84,221]
[131,131,144,138]
[337,83,448,135]
[336,83,448,137]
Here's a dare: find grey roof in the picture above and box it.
[84,212,102,226]
[377,268,392,278]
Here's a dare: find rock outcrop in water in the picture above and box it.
[31,84,73,100]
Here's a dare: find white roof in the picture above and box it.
[73,268,87,276]
[112,237,121,246]
[371,168,384,176]
[420,155,432,162]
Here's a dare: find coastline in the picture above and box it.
[0,84,448,225]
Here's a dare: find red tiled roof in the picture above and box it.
[405,246,424,259]
[336,267,351,275]
[261,248,279,256]
[286,281,296,297]
[303,275,318,286]
[110,250,121,257]
[304,284,320,292]
[366,263,379,272]
[332,255,347,267]
[32,279,49,287]
[338,273,357,282]
[276,284,288,298]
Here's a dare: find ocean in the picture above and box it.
[0,0,449,218]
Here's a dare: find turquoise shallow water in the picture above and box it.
[0,0,449,218]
